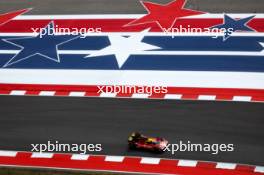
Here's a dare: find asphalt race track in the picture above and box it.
[0,0,264,169]
[0,96,263,166]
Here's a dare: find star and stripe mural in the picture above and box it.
[0,0,264,100]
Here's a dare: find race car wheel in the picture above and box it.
[128,142,136,149]
[153,147,164,153]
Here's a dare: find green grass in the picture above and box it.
[0,167,126,175]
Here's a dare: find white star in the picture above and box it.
[84,30,160,68]
[259,42,264,48]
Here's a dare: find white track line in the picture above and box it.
[105,156,124,162]
[99,92,117,97]
[71,154,89,160]
[0,32,264,37]
[140,158,160,164]
[9,90,26,95]
[1,49,264,57]
[69,92,86,97]
[178,160,198,167]
[131,93,150,98]
[255,166,264,173]
[1,70,264,90]
[216,162,237,169]
[39,91,56,96]
[31,152,53,158]
[232,96,252,102]
[13,14,264,20]
[0,150,17,157]
[164,94,183,99]
[198,95,216,100]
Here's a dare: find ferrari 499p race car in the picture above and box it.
[128,132,168,152]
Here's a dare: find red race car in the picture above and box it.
[128,132,168,152]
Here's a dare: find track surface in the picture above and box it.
[0,96,263,166]
[0,0,264,169]
[0,0,264,14]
